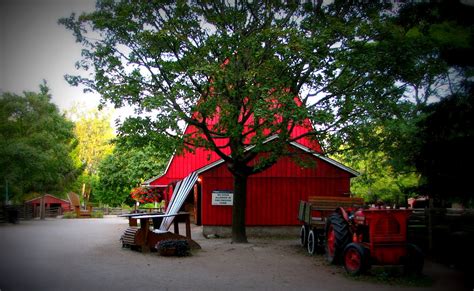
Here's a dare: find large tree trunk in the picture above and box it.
[231,172,248,243]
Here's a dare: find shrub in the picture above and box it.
[63,211,77,219]
[91,210,104,218]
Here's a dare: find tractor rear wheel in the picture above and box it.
[343,243,370,275]
[325,212,351,264]
[300,225,308,247]
[404,243,424,275]
[307,229,316,255]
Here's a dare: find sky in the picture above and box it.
[2,0,474,123]
[0,0,131,125]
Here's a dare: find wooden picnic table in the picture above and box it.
[119,211,163,227]
[119,212,194,252]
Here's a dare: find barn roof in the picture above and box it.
[144,135,358,187]
[143,122,323,187]
[143,91,352,186]
[193,135,359,177]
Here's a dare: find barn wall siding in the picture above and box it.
[200,153,351,226]
[201,177,350,226]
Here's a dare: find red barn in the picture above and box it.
[25,194,71,217]
[145,126,358,237]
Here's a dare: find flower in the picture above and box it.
[130,186,163,203]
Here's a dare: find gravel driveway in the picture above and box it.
[0,217,468,291]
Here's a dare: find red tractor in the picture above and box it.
[298,196,423,275]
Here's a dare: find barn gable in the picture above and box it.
[196,141,357,226]
[145,120,323,188]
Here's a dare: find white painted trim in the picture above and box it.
[289,142,360,176]
[196,159,226,174]
[195,139,359,176]
[148,184,168,188]
[144,131,358,186]
[142,123,190,186]
[142,151,176,185]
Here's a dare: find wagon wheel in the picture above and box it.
[307,229,316,255]
[300,225,308,247]
[325,213,351,264]
[404,243,424,275]
[343,243,370,275]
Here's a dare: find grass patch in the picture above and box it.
[345,266,433,287]
[296,243,433,288]
[62,211,77,219]
[91,210,104,218]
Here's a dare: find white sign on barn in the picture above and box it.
[212,191,233,206]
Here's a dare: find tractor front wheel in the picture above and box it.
[343,243,370,275]
[300,225,308,247]
[325,212,351,264]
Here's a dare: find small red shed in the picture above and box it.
[25,194,70,217]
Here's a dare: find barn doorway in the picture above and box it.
[182,181,201,225]
[194,182,201,225]
[180,182,201,225]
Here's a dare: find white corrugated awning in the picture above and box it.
[159,171,198,231]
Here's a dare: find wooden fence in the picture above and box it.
[408,207,474,267]
[1,205,164,222]
[93,206,126,215]
[92,206,165,216]
[0,204,34,223]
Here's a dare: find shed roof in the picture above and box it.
[25,194,70,204]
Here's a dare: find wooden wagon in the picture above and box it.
[298,196,364,254]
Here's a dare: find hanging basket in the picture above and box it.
[130,186,163,204]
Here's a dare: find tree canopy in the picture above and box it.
[60,1,457,241]
[95,143,168,206]
[414,88,474,206]
[66,106,115,202]
[0,84,77,201]
[67,106,115,176]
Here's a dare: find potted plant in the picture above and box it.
[156,240,190,257]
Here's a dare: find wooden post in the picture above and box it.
[40,195,45,220]
[428,199,433,252]
[140,217,150,253]
[185,214,191,239]
[174,219,180,235]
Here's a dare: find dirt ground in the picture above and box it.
[0,217,470,291]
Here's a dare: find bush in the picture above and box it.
[91,210,104,218]
[62,211,77,219]
[140,201,165,209]
[121,204,132,210]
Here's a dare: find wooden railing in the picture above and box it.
[0,204,34,222]
[408,208,474,255]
